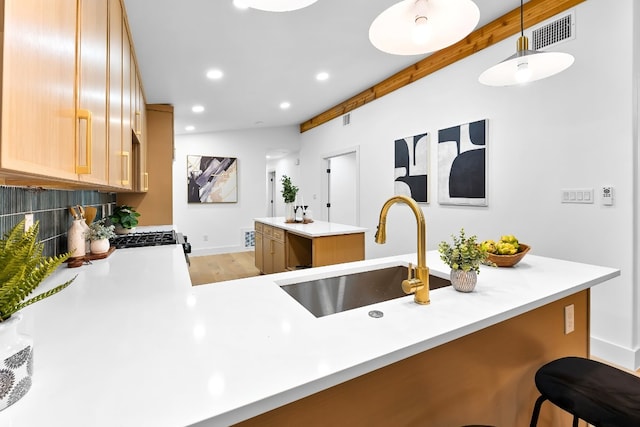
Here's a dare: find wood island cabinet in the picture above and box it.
[254,219,366,275]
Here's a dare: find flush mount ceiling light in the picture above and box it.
[239,0,318,12]
[479,0,574,86]
[369,0,480,56]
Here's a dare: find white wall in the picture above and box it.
[299,0,638,369]
[173,126,299,255]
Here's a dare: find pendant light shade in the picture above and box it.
[369,0,480,56]
[479,1,574,86]
[241,0,318,12]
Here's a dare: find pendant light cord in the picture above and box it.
[520,0,524,37]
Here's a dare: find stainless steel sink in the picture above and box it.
[278,265,451,317]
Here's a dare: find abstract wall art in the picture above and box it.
[187,155,238,203]
[438,120,488,206]
[394,132,429,203]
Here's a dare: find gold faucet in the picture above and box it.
[374,195,430,305]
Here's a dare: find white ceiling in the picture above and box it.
[122,0,521,136]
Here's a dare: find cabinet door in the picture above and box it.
[255,232,264,273]
[108,0,124,188]
[77,0,108,185]
[1,0,77,180]
[262,234,273,274]
[121,24,132,190]
[272,239,286,273]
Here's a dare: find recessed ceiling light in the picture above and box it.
[206,69,224,80]
[280,102,291,109]
[185,125,195,131]
[316,72,329,81]
[192,105,205,113]
[233,0,249,9]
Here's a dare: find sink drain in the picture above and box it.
[368,310,384,318]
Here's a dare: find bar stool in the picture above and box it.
[530,356,640,427]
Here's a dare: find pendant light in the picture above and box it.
[479,0,574,86]
[239,0,318,12]
[369,0,480,56]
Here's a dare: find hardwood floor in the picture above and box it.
[189,251,260,286]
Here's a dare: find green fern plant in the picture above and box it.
[0,220,75,322]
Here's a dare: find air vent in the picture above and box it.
[529,10,575,51]
[342,113,351,126]
[242,229,255,248]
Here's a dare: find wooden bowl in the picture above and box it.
[487,243,531,267]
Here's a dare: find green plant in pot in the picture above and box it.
[0,219,76,410]
[438,228,494,292]
[109,205,140,234]
[281,175,298,222]
[84,218,116,254]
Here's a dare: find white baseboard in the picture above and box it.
[590,336,640,371]
[191,245,254,257]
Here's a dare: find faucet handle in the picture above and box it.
[402,263,424,294]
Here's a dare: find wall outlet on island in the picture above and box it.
[564,304,575,334]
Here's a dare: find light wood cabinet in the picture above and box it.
[254,223,265,273]
[116,104,173,226]
[260,225,286,275]
[0,0,78,181]
[77,0,109,186]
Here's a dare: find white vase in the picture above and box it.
[67,219,85,258]
[450,269,477,293]
[0,313,33,411]
[284,203,295,222]
[90,238,110,254]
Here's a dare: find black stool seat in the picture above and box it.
[530,356,640,427]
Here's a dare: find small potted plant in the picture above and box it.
[281,175,298,222]
[438,228,493,292]
[109,205,140,234]
[85,218,116,254]
[0,219,75,410]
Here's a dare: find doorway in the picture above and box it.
[324,148,359,225]
[268,170,276,217]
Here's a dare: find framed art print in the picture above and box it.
[187,155,238,203]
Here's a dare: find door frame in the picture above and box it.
[322,146,360,225]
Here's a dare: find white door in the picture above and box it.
[326,151,358,225]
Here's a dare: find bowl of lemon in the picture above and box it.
[481,235,530,267]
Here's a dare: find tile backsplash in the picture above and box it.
[0,186,116,257]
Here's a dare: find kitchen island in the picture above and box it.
[254,217,366,274]
[0,244,619,426]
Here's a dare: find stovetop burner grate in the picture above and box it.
[110,231,177,249]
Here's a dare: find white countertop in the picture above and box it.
[254,217,367,237]
[0,245,619,426]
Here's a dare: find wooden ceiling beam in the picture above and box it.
[299,0,586,133]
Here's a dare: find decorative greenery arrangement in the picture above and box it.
[109,205,140,229]
[0,220,75,322]
[281,175,299,203]
[438,228,493,274]
[84,218,116,241]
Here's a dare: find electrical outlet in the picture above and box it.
[564,304,575,334]
[203,235,208,242]
[24,213,34,231]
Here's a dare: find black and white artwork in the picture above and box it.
[438,120,487,206]
[394,132,429,203]
[187,155,238,203]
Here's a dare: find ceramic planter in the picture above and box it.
[0,313,33,411]
[450,269,477,293]
[90,238,110,254]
